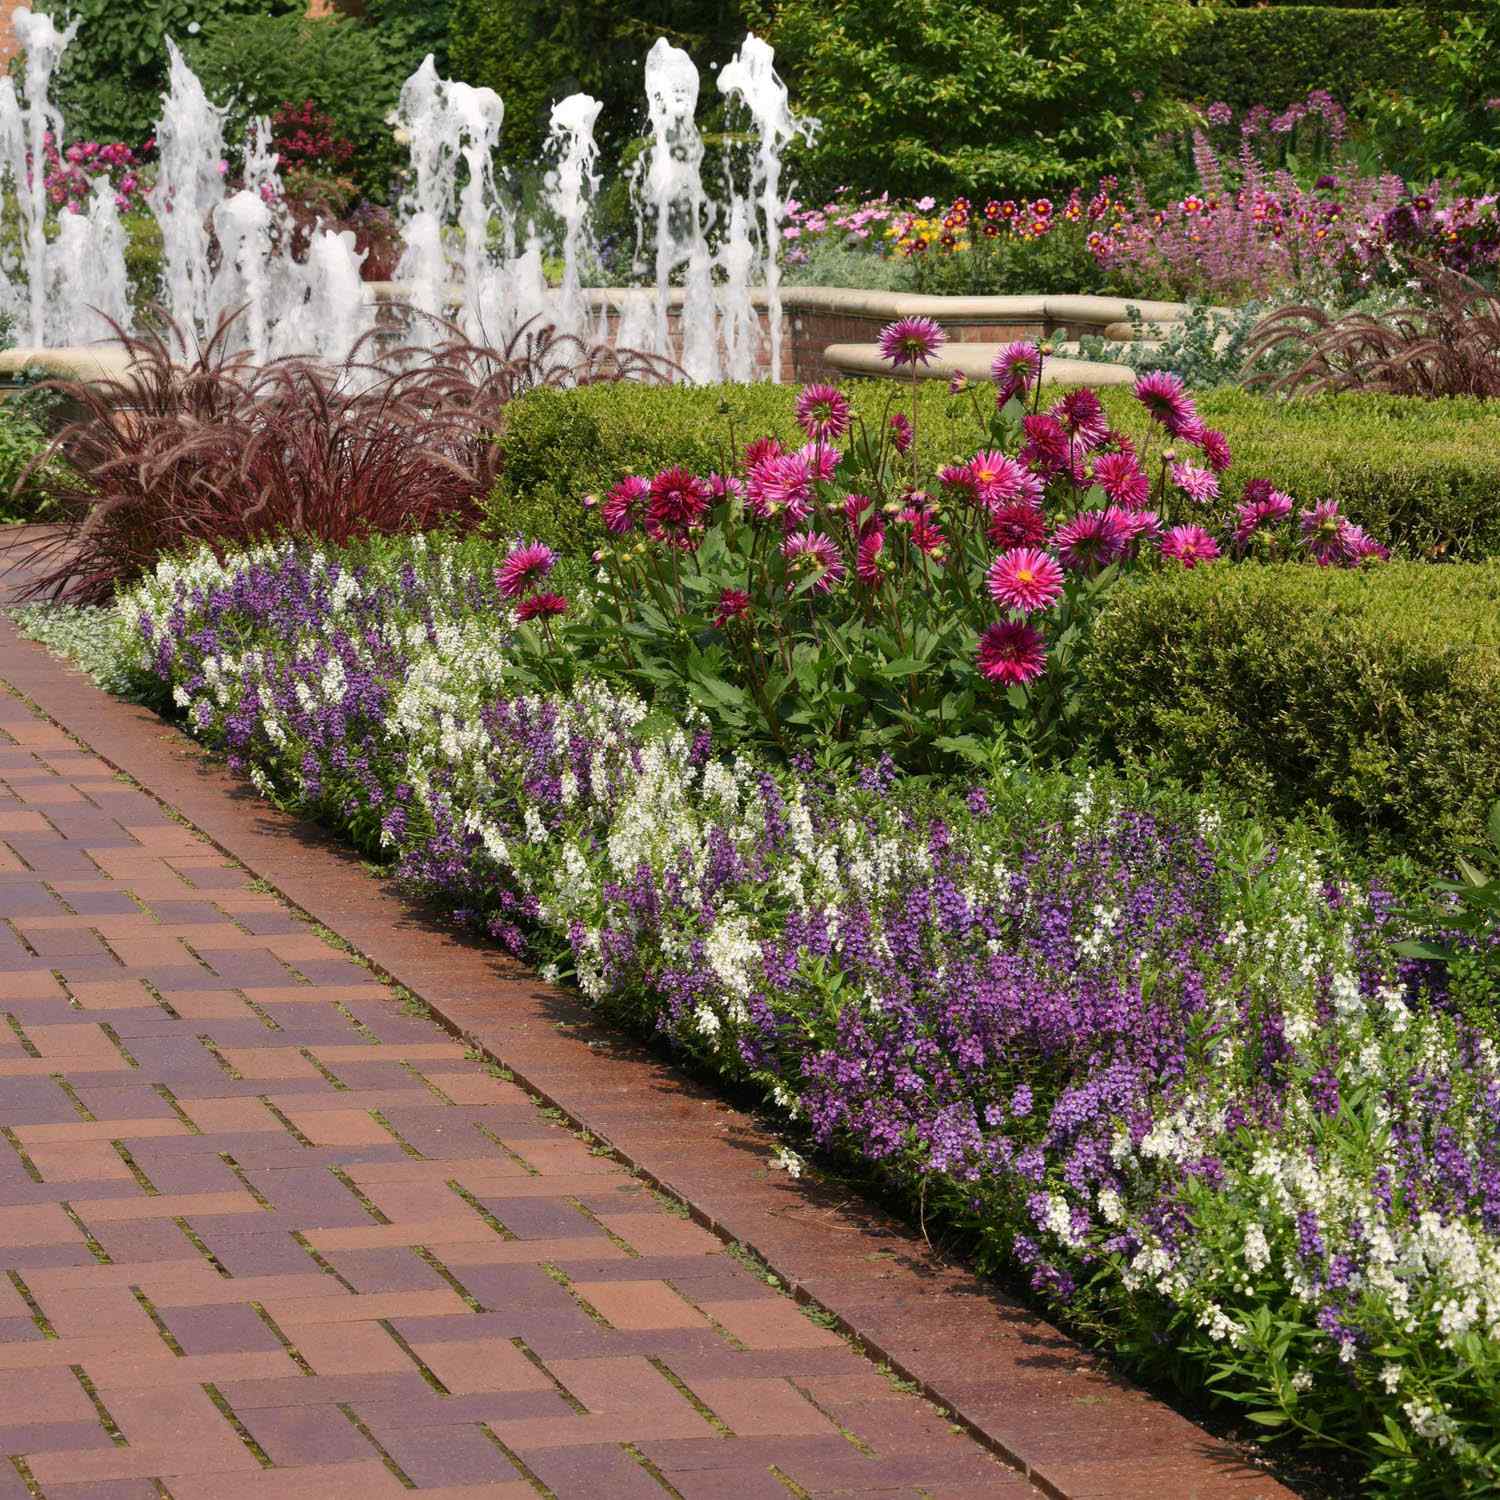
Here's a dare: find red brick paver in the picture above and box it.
[0,681,1035,1495]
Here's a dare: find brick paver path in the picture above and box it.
[0,680,1035,1497]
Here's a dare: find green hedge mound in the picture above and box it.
[1076,561,1500,860]
[1163,6,1431,110]
[492,381,1500,562]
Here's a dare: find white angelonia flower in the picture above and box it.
[772,1146,804,1179]
[1291,1370,1313,1392]
[705,910,758,999]
[693,1003,721,1038]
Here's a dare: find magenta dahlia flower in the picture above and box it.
[1054,508,1129,572]
[744,436,783,468]
[782,529,846,592]
[798,440,843,482]
[1133,371,1199,437]
[1020,412,1070,471]
[495,541,556,599]
[1197,427,1232,474]
[1299,499,1351,566]
[794,383,852,440]
[901,510,947,560]
[878,316,946,367]
[856,526,887,585]
[986,547,1065,613]
[1092,451,1150,508]
[646,466,712,541]
[938,463,980,499]
[1233,489,1294,549]
[1159,524,1220,567]
[889,411,914,455]
[976,620,1047,685]
[602,476,649,534]
[714,588,751,627]
[515,591,569,620]
[1339,525,1388,564]
[707,472,746,502]
[1170,461,1220,505]
[987,500,1047,548]
[1105,505,1160,547]
[1050,388,1109,450]
[990,341,1042,398]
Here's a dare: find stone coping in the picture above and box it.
[824,342,1139,386]
[0,557,1298,1500]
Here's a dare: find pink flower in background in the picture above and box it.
[1159,525,1220,567]
[495,542,555,598]
[939,463,980,499]
[890,411,914,454]
[515,591,568,620]
[794,383,851,441]
[747,452,814,525]
[783,530,846,592]
[878,316,946,367]
[744,436,783,468]
[977,621,1047,685]
[1105,506,1160,547]
[1299,498,1352,565]
[602,476,649,534]
[1170,462,1220,504]
[986,547,1064,613]
[798,440,843,482]
[1233,487,1294,548]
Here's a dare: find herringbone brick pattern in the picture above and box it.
[0,681,1033,1498]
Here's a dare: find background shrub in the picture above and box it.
[1161,7,1431,111]
[1076,561,1500,859]
[0,400,67,523]
[761,0,1186,200]
[491,380,1500,561]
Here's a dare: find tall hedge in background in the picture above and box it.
[1162,6,1432,110]
[32,0,300,146]
[447,0,752,162]
[760,0,1185,200]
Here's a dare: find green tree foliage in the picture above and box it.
[31,0,300,146]
[1359,0,1500,189]
[361,0,453,76]
[759,0,1186,201]
[447,0,752,161]
[184,13,411,198]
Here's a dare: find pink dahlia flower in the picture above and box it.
[798,440,843,482]
[986,547,1065,613]
[747,452,814,525]
[744,436,783,468]
[1133,370,1199,437]
[647,467,712,540]
[1105,505,1160,547]
[1197,427,1232,474]
[515,591,569,620]
[977,620,1047,685]
[1170,461,1220,505]
[602,476,649,534]
[1159,524,1220,567]
[856,527,887,585]
[782,529,846,591]
[967,450,1036,507]
[1299,499,1351,566]
[1092,451,1149,508]
[889,411,914,455]
[878,315,946,367]
[495,541,556,598]
[794,382,852,440]
[1020,412,1070,472]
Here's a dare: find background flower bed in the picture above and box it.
[25,531,1499,1496]
[489,381,1500,563]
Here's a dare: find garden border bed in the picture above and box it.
[0,566,1295,1500]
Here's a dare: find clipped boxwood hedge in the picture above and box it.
[490,381,1500,561]
[1076,561,1500,861]
[1162,6,1431,110]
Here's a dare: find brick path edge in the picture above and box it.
[0,611,1297,1500]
